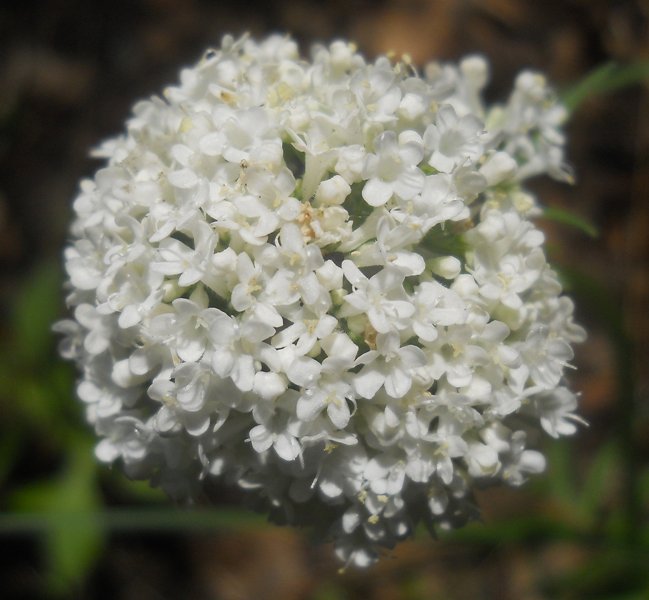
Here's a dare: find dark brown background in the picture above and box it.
[1,1,648,598]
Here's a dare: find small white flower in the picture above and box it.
[340,261,415,333]
[297,378,355,429]
[362,131,425,206]
[148,289,220,363]
[424,105,484,173]
[271,306,337,355]
[152,219,218,288]
[364,451,407,496]
[354,332,426,399]
[411,280,466,342]
[209,313,274,392]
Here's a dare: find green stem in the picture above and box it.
[0,508,266,534]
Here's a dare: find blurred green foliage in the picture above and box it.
[561,61,649,115]
[0,262,102,594]
[540,206,598,238]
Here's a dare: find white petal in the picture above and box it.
[168,168,198,189]
[353,366,384,399]
[398,345,426,367]
[84,330,110,355]
[393,169,424,200]
[230,284,252,312]
[384,405,400,428]
[387,251,425,276]
[176,336,205,363]
[251,302,283,328]
[95,439,119,463]
[342,260,366,287]
[154,406,177,433]
[520,450,546,474]
[212,349,234,378]
[274,433,300,461]
[184,411,211,436]
[249,425,273,453]
[118,305,141,328]
[231,354,255,392]
[427,490,449,515]
[384,367,411,398]
[364,456,388,480]
[319,476,343,499]
[199,132,225,156]
[429,151,455,174]
[362,178,393,207]
[327,400,351,429]
[296,392,324,422]
[287,355,321,387]
[253,372,287,400]
[342,508,361,532]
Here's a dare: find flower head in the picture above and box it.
[58,34,584,566]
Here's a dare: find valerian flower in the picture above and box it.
[57,34,585,567]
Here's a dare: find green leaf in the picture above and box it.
[562,61,649,114]
[578,442,619,517]
[0,507,266,535]
[0,428,21,486]
[7,368,78,437]
[541,206,598,238]
[9,438,104,594]
[438,514,587,544]
[545,439,578,504]
[13,261,63,364]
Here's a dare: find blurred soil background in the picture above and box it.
[1,0,649,598]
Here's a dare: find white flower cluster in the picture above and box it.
[57,34,585,566]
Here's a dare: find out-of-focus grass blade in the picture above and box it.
[12,261,62,365]
[541,206,598,238]
[578,442,619,518]
[545,439,578,505]
[640,469,649,506]
[0,428,21,486]
[439,515,587,544]
[0,507,266,533]
[562,61,649,114]
[9,437,104,595]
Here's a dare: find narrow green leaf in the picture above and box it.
[9,439,104,594]
[13,261,63,364]
[0,428,21,485]
[639,469,649,504]
[578,442,619,517]
[46,445,103,593]
[562,61,649,114]
[541,206,598,238]
[545,439,578,504]
[438,515,588,544]
[0,507,266,534]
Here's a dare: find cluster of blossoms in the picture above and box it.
[57,34,585,566]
